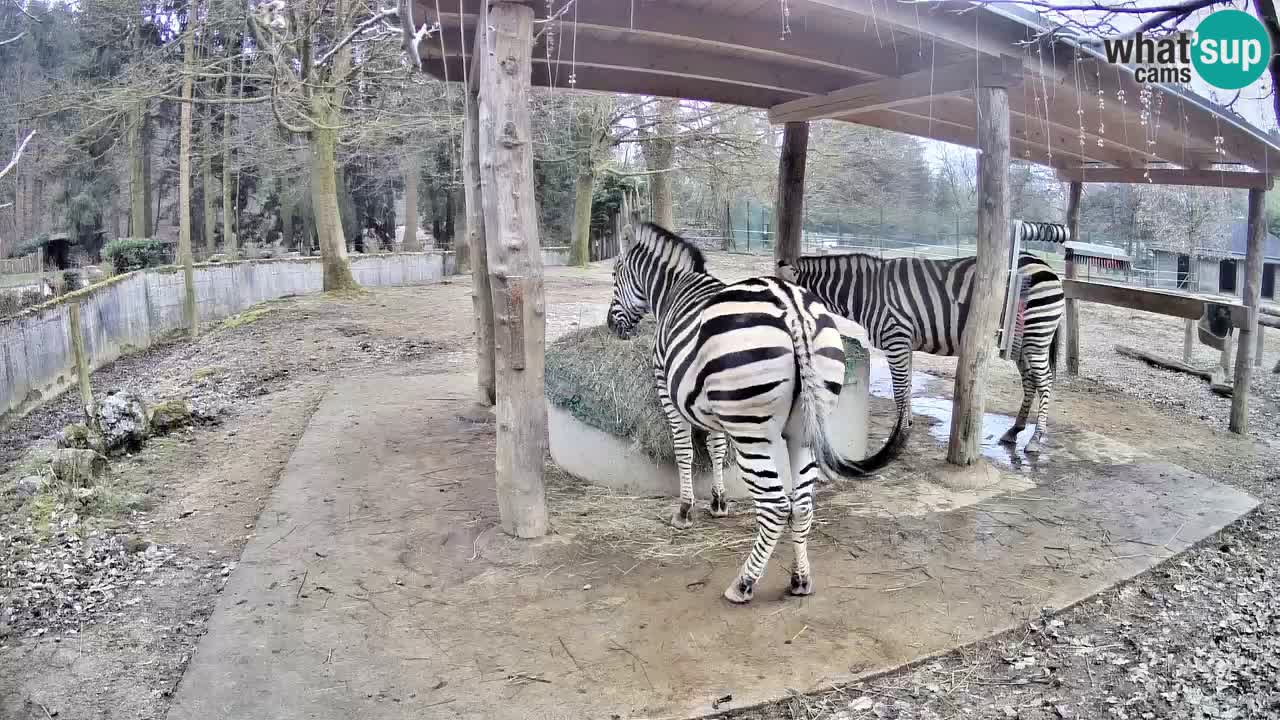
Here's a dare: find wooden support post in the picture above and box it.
[68,304,94,419]
[774,121,809,268]
[1063,181,1083,376]
[478,0,547,538]
[463,19,496,408]
[948,86,1011,466]
[1183,318,1194,364]
[1230,188,1266,433]
[1256,325,1264,367]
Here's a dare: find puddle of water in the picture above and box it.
[866,357,1039,471]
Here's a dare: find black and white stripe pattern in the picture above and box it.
[778,251,1064,453]
[608,223,904,604]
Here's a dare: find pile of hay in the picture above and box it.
[545,320,710,467]
[545,322,866,469]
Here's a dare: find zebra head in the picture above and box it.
[607,248,648,339]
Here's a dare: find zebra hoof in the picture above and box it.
[997,427,1023,446]
[1024,437,1044,454]
[723,576,755,604]
[708,491,729,518]
[788,573,814,597]
[670,503,694,530]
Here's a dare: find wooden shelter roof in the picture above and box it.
[407,0,1280,176]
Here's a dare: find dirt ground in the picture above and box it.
[2,253,1278,719]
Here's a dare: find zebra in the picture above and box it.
[777,249,1064,453]
[607,223,905,604]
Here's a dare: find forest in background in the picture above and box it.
[2,0,1279,281]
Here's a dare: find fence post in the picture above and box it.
[68,303,95,419]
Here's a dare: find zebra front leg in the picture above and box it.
[999,353,1036,446]
[706,432,729,517]
[786,440,820,597]
[724,437,791,604]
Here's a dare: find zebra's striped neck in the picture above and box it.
[645,265,725,332]
[791,253,880,326]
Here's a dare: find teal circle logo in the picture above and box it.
[1192,9,1271,90]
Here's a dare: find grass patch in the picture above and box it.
[219,306,273,330]
[192,366,226,381]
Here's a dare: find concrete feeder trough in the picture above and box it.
[548,338,870,500]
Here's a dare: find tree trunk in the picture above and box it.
[569,163,594,267]
[452,186,469,272]
[479,1,547,538]
[128,105,150,238]
[644,98,678,229]
[463,20,495,406]
[947,86,1011,466]
[178,22,198,338]
[202,108,216,257]
[222,105,236,255]
[773,121,809,267]
[308,97,358,291]
[401,157,422,251]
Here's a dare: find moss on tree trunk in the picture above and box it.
[309,116,358,292]
[569,165,594,266]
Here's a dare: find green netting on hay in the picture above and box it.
[546,323,866,471]
[842,335,869,385]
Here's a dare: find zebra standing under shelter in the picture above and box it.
[777,224,1066,453]
[607,223,904,604]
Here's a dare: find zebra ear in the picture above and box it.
[776,261,797,283]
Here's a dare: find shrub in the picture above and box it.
[102,238,170,272]
[0,288,46,318]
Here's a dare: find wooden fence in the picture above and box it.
[0,248,43,275]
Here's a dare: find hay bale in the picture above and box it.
[546,321,700,465]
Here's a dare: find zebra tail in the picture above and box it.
[1049,321,1061,372]
[786,314,907,480]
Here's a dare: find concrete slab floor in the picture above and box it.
[166,374,1257,720]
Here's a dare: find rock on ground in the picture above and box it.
[95,392,149,455]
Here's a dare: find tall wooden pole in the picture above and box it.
[478,0,547,538]
[1229,188,1266,433]
[463,19,495,406]
[948,86,1011,466]
[1062,181,1083,375]
[774,121,809,267]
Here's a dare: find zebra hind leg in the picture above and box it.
[706,432,729,517]
[999,353,1036,446]
[1024,348,1055,454]
[723,436,791,605]
[786,439,820,597]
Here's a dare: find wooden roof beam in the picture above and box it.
[1055,167,1275,189]
[421,56,809,109]
[844,108,1091,168]
[769,55,1021,124]
[420,26,838,104]
[422,0,916,80]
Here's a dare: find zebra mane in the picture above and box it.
[633,222,707,274]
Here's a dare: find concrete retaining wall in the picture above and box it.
[548,349,870,500]
[1,252,456,421]
[542,247,571,267]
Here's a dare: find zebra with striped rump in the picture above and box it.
[777,248,1064,453]
[608,223,904,603]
